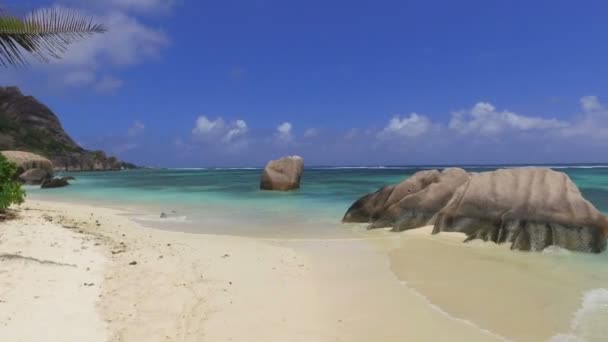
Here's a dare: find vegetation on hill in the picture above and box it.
[0,86,137,171]
[0,116,80,156]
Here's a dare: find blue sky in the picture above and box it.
[3,0,608,166]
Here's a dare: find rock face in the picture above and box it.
[41,177,72,189]
[344,168,608,253]
[52,151,129,171]
[343,168,470,231]
[434,168,608,253]
[0,86,136,171]
[260,156,304,191]
[19,168,50,185]
[1,150,54,174]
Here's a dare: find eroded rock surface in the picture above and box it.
[344,167,608,253]
[260,156,304,191]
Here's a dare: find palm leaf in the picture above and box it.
[0,7,106,67]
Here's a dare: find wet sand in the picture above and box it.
[376,226,608,342]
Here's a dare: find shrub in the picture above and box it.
[0,154,25,212]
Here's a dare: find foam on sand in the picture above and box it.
[552,288,608,341]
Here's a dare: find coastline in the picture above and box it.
[0,199,506,341]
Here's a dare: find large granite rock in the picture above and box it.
[19,168,50,185]
[343,168,470,231]
[260,156,304,191]
[344,168,608,253]
[1,150,53,174]
[0,86,136,171]
[0,87,78,154]
[434,168,608,253]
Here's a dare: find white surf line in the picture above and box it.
[257,233,468,244]
[398,280,512,342]
[257,235,407,242]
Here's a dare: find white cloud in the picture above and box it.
[449,102,567,135]
[63,70,96,86]
[379,113,433,138]
[57,11,169,68]
[580,96,602,112]
[560,96,608,140]
[95,75,124,93]
[224,120,248,142]
[192,116,249,145]
[65,0,176,14]
[344,128,359,140]
[275,122,294,144]
[192,116,225,137]
[303,128,319,138]
[278,122,292,134]
[16,6,170,92]
[127,120,145,137]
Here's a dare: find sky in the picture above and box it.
[2,0,608,167]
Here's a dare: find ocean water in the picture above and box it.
[26,164,608,225]
[25,165,608,340]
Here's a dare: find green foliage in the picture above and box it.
[0,154,25,212]
[0,7,106,67]
[19,127,79,155]
[0,116,79,155]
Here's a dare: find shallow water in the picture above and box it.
[26,165,608,341]
[28,165,608,232]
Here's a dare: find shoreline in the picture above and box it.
[2,199,606,341]
[0,199,506,341]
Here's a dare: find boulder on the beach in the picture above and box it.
[434,168,608,253]
[344,167,608,253]
[18,168,50,185]
[41,176,72,189]
[343,168,470,231]
[1,150,54,174]
[260,156,304,191]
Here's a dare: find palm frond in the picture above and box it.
[0,8,106,67]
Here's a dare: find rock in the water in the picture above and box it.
[1,150,54,174]
[344,167,608,253]
[260,156,304,191]
[160,210,178,219]
[434,168,608,253]
[343,168,470,231]
[19,168,50,185]
[41,177,72,189]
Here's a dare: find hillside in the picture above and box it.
[0,86,135,171]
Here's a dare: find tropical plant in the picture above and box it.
[0,7,106,67]
[0,154,25,212]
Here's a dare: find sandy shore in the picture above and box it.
[0,199,500,341]
[3,199,603,341]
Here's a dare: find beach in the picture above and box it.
[2,1,607,340]
[0,199,500,341]
[2,195,607,341]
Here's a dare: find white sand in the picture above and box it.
[0,200,511,341]
[0,207,108,341]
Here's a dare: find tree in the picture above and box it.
[0,7,106,67]
[0,154,25,212]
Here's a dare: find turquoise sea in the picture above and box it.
[26,165,608,236]
[25,165,608,340]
